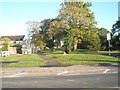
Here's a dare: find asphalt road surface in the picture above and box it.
[2,73,119,88]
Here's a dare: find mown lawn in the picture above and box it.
[43,50,119,65]
[1,54,46,67]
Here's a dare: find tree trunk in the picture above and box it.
[73,43,78,51]
[72,37,78,51]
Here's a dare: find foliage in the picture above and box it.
[111,20,120,50]
[0,38,11,51]
[64,29,73,53]
[26,1,101,53]
[12,44,22,48]
[57,1,100,51]
[112,20,120,35]
[26,19,59,50]
[26,21,46,49]
[2,44,8,51]
[79,28,101,50]
[98,28,108,50]
[0,37,11,45]
[46,39,55,51]
[111,35,120,50]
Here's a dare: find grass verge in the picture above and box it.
[42,50,119,65]
[1,54,46,67]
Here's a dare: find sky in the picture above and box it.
[0,0,119,37]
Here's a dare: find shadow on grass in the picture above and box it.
[99,64,120,68]
[0,61,19,63]
[40,65,72,67]
[76,51,120,58]
[39,51,63,55]
[59,59,119,63]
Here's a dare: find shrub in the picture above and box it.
[12,44,22,48]
[2,44,8,51]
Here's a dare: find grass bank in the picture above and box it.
[42,50,119,65]
[1,54,46,67]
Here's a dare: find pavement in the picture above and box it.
[1,64,119,78]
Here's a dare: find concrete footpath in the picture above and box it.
[1,64,119,78]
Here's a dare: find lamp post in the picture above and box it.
[107,32,111,56]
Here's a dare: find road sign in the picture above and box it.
[107,33,111,40]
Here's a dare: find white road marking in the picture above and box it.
[103,69,110,74]
[62,72,118,76]
[107,72,118,74]
[57,69,106,76]
[57,71,70,76]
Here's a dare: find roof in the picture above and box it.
[0,35,25,41]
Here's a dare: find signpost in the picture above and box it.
[107,32,111,56]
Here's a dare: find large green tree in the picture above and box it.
[56,1,100,52]
[27,1,101,53]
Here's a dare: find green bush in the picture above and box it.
[2,44,8,51]
[12,44,22,48]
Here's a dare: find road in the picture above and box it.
[2,73,119,88]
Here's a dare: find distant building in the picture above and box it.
[0,35,32,55]
[1,35,25,45]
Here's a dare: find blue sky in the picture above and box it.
[0,1,119,36]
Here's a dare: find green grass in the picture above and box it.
[49,54,118,60]
[1,54,18,61]
[7,62,46,67]
[1,54,44,61]
[18,54,44,61]
[1,54,46,67]
[59,61,113,65]
[43,50,119,65]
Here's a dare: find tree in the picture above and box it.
[45,18,68,50]
[0,37,11,51]
[79,28,101,50]
[26,19,59,51]
[26,21,46,50]
[26,0,101,53]
[112,20,120,35]
[0,37,11,45]
[98,28,108,50]
[111,20,120,50]
[56,1,99,52]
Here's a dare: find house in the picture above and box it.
[0,35,32,56]
[1,35,25,45]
